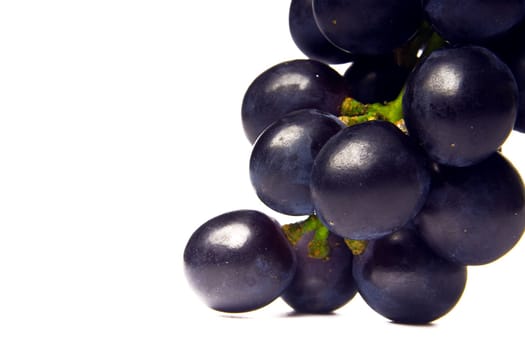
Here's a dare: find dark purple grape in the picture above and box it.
[423,0,525,44]
[415,153,525,266]
[241,59,347,144]
[353,226,467,324]
[183,210,296,313]
[505,48,525,132]
[312,0,423,55]
[310,120,431,240]
[250,109,344,216]
[343,54,409,104]
[289,0,353,64]
[281,231,357,313]
[491,27,525,132]
[403,46,518,167]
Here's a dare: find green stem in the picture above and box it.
[338,22,446,129]
[344,239,368,256]
[281,214,319,246]
[339,86,405,126]
[421,31,446,59]
[308,225,330,259]
[281,215,330,259]
[394,21,436,69]
[281,215,368,258]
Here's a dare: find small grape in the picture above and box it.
[343,54,408,104]
[353,226,467,324]
[289,0,353,64]
[241,59,347,144]
[281,230,357,314]
[250,109,344,216]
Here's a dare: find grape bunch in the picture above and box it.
[184,0,525,324]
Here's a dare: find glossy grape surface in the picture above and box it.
[250,109,344,216]
[281,231,357,313]
[183,210,296,313]
[403,46,518,167]
[310,120,431,240]
[312,0,423,55]
[423,0,525,44]
[353,227,467,324]
[241,59,347,144]
[415,153,525,266]
[289,0,353,64]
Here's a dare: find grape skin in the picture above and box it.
[353,226,467,324]
[505,43,525,132]
[289,0,353,64]
[343,54,408,104]
[423,0,525,44]
[310,120,431,240]
[183,210,296,313]
[490,26,525,132]
[249,109,344,216]
[241,59,347,144]
[312,0,423,55]
[415,153,525,266]
[281,231,357,314]
[403,45,518,167]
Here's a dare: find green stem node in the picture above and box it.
[339,87,405,127]
[344,239,368,256]
[281,215,331,260]
[281,214,318,246]
[338,23,446,129]
[308,226,330,260]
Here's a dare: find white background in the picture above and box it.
[1,1,524,349]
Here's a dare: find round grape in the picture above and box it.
[353,226,467,324]
[183,210,296,313]
[241,59,347,144]
[312,0,423,55]
[415,153,525,266]
[423,0,525,44]
[403,45,518,167]
[310,120,431,240]
[281,231,357,313]
[250,109,344,216]
[343,54,408,104]
[289,0,353,64]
